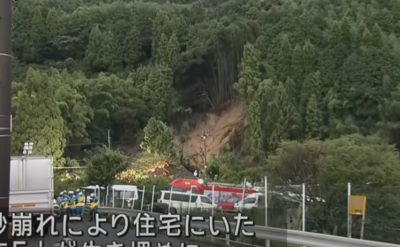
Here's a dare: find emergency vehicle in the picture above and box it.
[169,178,258,212]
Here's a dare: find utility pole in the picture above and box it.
[201,130,209,170]
[0,0,13,244]
[107,129,111,148]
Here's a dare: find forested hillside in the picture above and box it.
[10,0,400,242]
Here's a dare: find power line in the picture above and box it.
[65,140,135,147]
[65,142,107,147]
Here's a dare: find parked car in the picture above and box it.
[157,190,216,213]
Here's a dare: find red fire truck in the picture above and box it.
[169,178,258,212]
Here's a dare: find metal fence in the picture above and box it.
[94,181,400,245]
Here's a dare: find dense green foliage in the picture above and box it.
[13,0,400,155]
[11,0,400,243]
[266,135,400,240]
[85,146,130,186]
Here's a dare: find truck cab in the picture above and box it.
[169,178,203,194]
[9,156,54,235]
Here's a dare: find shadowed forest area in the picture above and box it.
[10,0,400,243]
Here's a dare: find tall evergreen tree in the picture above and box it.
[354,21,367,48]
[13,68,66,167]
[166,32,180,68]
[233,42,261,101]
[86,25,116,72]
[372,23,383,48]
[301,71,321,110]
[283,76,296,103]
[305,94,322,139]
[156,32,170,66]
[115,23,141,69]
[339,16,352,47]
[142,65,175,121]
[248,97,263,157]
[300,70,322,136]
[329,22,341,45]
[152,10,170,61]
[361,28,373,47]
[291,44,304,86]
[302,41,316,77]
[276,34,292,81]
[272,81,293,141]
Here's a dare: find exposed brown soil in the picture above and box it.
[184,101,246,167]
[123,102,246,177]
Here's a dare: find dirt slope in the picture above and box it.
[184,102,246,166]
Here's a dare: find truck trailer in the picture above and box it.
[9,156,54,235]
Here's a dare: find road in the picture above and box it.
[20,219,211,247]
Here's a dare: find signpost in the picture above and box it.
[347,182,367,239]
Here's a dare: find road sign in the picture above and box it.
[349,195,366,216]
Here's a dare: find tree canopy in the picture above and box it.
[11,0,400,243]
[85,146,130,186]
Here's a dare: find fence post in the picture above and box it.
[140,186,145,211]
[225,234,230,246]
[265,176,269,247]
[150,185,155,212]
[168,186,173,212]
[302,183,306,247]
[347,182,352,238]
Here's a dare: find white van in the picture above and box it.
[111,185,139,208]
[81,185,106,205]
[157,190,216,213]
[234,191,325,211]
[234,192,264,211]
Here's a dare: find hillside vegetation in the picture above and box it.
[10,0,400,242]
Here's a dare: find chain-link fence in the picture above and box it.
[167,183,400,244]
[103,181,400,245]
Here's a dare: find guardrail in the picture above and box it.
[92,206,400,247]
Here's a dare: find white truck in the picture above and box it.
[9,156,54,234]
